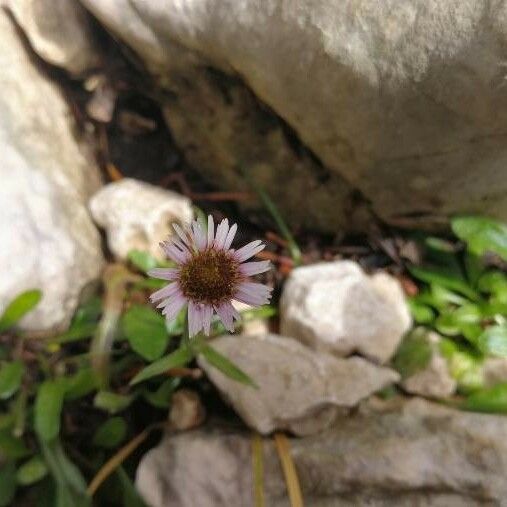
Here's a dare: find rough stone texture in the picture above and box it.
[401,330,457,399]
[81,0,507,231]
[0,10,104,331]
[136,397,507,507]
[197,334,399,436]
[6,0,100,75]
[280,261,411,363]
[89,178,193,260]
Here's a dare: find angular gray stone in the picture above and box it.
[81,0,507,231]
[89,178,194,261]
[197,334,399,436]
[6,0,100,75]
[0,11,104,332]
[401,330,457,399]
[136,397,507,507]
[280,261,411,363]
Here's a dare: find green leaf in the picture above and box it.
[463,382,507,413]
[0,289,42,332]
[199,344,257,387]
[40,438,90,507]
[52,322,97,345]
[73,297,102,325]
[35,380,66,442]
[452,215,507,261]
[16,455,48,486]
[440,339,484,392]
[122,305,169,361]
[0,462,16,507]
[434,312,461,336]
[0,429,30,459]
[477,325,507,357]
[92,417,127,449]
[464,252,484,287]
[127,250,159,273]
[407,299,434,324]
[392,331,432,378]
[478,271,507,302]
[142,378,180,409]
[0,361,24,400]
[116,466,149,507]
[63,368,97,401]
[429,284,469,308]
[408,265,479,301]
[94,391,135,414]
[130,346,194,385]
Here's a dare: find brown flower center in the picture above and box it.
[178,249,241,305]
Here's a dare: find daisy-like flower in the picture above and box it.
[148,216,272,337]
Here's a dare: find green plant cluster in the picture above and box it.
[0,249,274,506]
[397,216,507,410]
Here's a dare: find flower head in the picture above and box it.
[149,216,272,337]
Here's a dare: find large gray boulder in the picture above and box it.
[197,334,399,436]
[81,0,507,231]
[136,397,507,506]
[0,11,104,332]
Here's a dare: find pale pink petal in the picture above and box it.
[223,223,238,250]
[188,301,203,338]
[162,242,190,264]
[172,223,191,247]
[214,302,235,332]
[213,219,230,249]
[239,261,271,277]
[234,282,272,306]
[148,268,179,281]
[150,282,180,303]
[161,293,187,321]
[201,304,213,335]
[192,220,207,251]
[233,240,265,262]
[207,215,215,248]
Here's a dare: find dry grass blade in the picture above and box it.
[274,433,304,507]
[252,434,265,507]
[87,422,164,496]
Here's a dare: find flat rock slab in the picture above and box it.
[280,261,411,363]
[197,334,399,436]
[137,398,507,507]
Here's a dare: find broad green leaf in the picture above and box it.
[130,346,194,385]
[94,391,135,414]
[143,378,180,409]
[464,252,484,287]
[435,312,461,336]
[452,215,507,261]
[64,368,97,401]
[0,289,42,332]
[0,361,24,400]
[92,417,127,449]
[480,300,507,319]
[122,305,169,361]
[392,331,432,378]
[199,344,257,387]
[35,380,66,442]
[477,325,507,357]
[16,455,48,486]
[116,466,149,507]
[478,271,507,302]
[407,299,434,324]
[0,429,30,459]
[429,284,468,308]
[127,250,159,273]
[463,382,507,413]
[408,265,479,301]
[0,462,16,507]
[452,304,482,325]
[440,339,484,392]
